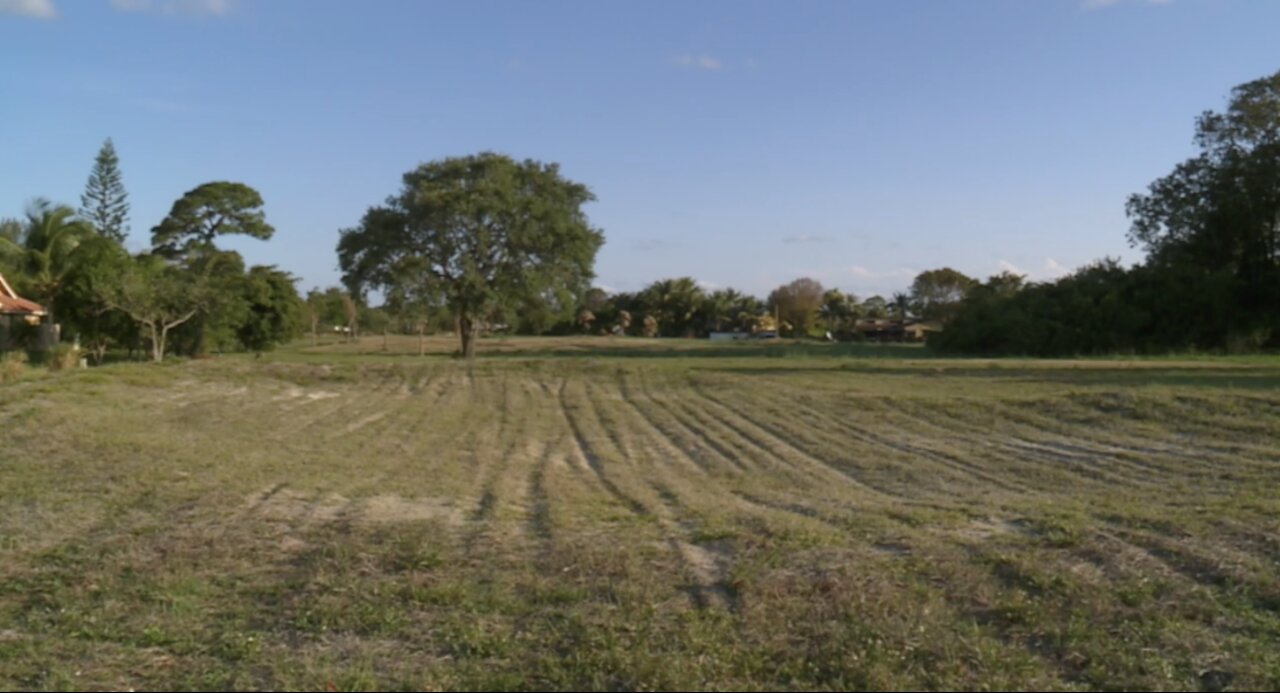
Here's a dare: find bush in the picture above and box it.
[44,344,83,372]
[1,351,29,382]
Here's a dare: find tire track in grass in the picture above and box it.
[641,379,931,522]
[468,376,520,525]
[869,397,1136,491]
[887,397,1167,491]
[588,384,739,611]
[736,383,1035,496]
[645,370,902,500]
[1023,397,1278,471]
[526,436,556,544]
[616,372,741,475]
[689,377,981,499]
[272,366,403,442]
[556,379,651,518]
[605,377,861,540]
[866,395,1154,489]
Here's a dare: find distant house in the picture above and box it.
[852,319,942,343]
[0,272,48,352]
[902,321,943,343]
[708,331,749,341]
[853,319,904,342]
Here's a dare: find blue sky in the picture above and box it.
[3,0,1278,299]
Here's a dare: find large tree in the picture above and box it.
[337,152,604,358]
[151,182,275,354]
[1127,69,1280,325]
[151,181,274,258]
[768,277,825,336]
[909,267,976,322]
[80,138,130,243]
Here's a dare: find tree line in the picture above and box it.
[8,69,1275,363]
[934,69,1280,356]
[1,139,302,362]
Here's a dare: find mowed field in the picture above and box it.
[3,337,1280,690]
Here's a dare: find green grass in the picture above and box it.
[2,335,1280,690]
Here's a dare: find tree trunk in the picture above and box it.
[458,314,476,359]
[418,322,425,357]
[150,323,164,362]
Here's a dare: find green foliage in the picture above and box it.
[0,200,96,320]
[151,181,274,258]
[637,277,705,337]
[236,266,304,353]
[101,254,213,362]
[909,267,976,322]
[43,344,82,371]
[0,350,26,382]
[861,295,888,319]
[79,138,130,243]
[820,289,860,336]
[768,277,824,336]
[337,152,604,357]
[59,235,137,363]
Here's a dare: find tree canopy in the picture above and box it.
[152,182,274,258]
[768,277,825,336]
[337,152,604,357]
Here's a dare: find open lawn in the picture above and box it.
[2,336,1280,690]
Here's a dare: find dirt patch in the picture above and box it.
[951,517,1025,542]
[674,538,735,610]
[247,486,350,524]
[360,494,463,525]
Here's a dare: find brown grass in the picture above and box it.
[1,341,1279,689]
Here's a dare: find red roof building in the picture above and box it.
[0,272,46,317]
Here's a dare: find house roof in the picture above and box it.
[0,272,46,316]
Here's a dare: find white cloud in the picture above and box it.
[845,265,917,281]
[997,260,1026,276]
[0,0,56,19]
[1044,258,1071,278]
[111,0,232,16]
[696,279,720,290]
[995,258,1073,281]
[673,54,722,71]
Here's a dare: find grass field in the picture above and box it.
[3,336,1280,690]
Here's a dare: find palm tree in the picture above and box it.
[639,277,705,337]
[0,200,96,322]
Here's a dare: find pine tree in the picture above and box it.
[80,138,130,244]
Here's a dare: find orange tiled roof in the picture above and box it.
[0,272,46,316]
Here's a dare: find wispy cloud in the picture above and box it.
[997,258,1074,281]
[1043,258,1071,278]
[782,233,831,244]
[845,265,917,281]
[673,54,722,71]
[111,0,232,16]
[696,279,720,290]
[997,260,1026,276]
[0,0,56,19]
